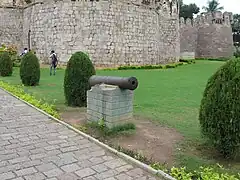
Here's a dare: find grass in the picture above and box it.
[86,121,136,137]
[1,60,240,175]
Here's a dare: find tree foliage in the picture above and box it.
[202,0,224,13]
[232,14,240,47]
[199,59,240,158]
[64,51,96,107]
[179,0,200,20]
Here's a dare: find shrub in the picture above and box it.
[0,52,13,77]
[199,59,240,158]
[179,59,196,64]
[12,55,22,67]
[234,50,240,58]
[64,51,96,107]
[115,61,190,71]
[20,52,40,86]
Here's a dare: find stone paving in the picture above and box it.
[0,89,160,180]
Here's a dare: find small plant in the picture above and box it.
[199,58,240,158]
[0,44,19,67]
[64,51,96,107]
[109,144,240,179]
[113,145,153,165]
[170,167,193,180]
[20,52,40,86]
[234,49,240,58]
[0,51,13,77]
[87,120,136,137]
[179,59,196,64]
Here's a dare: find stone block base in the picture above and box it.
[87,84,133,128]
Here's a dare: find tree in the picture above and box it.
[20,52,40,86]
[199,59,240,158]
[202,0,224,13]
[232,14,240,47]
[179,0,200,20]
[232,14,240,56]
[64,51,96,107]
[0,51,13,77]
[232,14,240,33]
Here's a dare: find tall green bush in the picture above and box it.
[0,51,13,77]
[199,59,240,158]
[64,51,95,107]
[20,52,40,86]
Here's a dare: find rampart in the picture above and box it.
[0,7,23,50]
[0,0,180,67]
[0,0,234,64]
[180,11,234,59]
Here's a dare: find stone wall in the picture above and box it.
[180,11,234,59]
[180,18,197,59]
[0,7,23,50]
[20,0,180,66]
[0,0,24,6]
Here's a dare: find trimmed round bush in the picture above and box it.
[199,59,240,158]
[0,51,13,77]
[64,51,96,107]
[20,52,40,86]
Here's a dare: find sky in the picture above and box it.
[183,0,240,14]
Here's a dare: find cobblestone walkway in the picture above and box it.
[0,89,159,180]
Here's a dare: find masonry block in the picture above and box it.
[87,84,134,128]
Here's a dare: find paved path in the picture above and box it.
[0,89,159,180]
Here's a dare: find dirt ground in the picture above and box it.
[60,108,183,167]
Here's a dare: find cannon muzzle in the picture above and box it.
[89,75,138,90]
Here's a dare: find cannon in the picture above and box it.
[89,75,138,90]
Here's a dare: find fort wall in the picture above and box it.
[0,0,234,65]
[180,11,234,59]
[0,7,23,50]
[0,0,180,66]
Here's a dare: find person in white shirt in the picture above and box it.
[20,48,28,56]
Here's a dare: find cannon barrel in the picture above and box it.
[89,75,138,90]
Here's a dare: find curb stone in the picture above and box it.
[0,87,176,180]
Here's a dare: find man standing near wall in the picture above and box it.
[49,50,58,76]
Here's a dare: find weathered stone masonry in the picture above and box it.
[0,0,180,67]
[0,7,23,50]
[180,11,234,59]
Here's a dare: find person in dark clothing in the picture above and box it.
[49,50,58,76]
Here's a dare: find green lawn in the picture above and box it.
[1,60,239,174]
[1,61,223,140]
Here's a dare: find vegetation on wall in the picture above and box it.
[24,0,32,4]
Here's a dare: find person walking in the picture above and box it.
[49,50,58,76]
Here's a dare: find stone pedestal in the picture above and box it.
[87,84,133,128]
